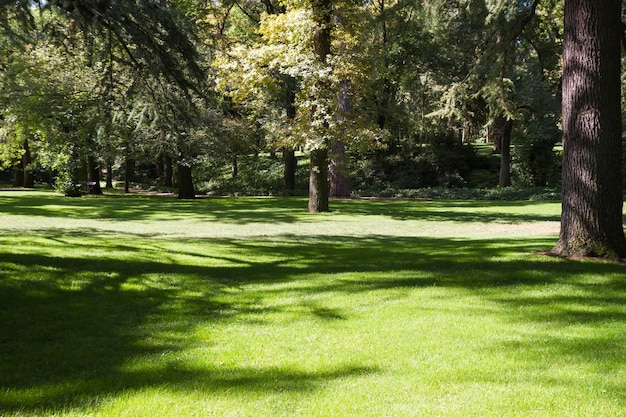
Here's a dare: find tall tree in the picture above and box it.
[307,0,332,212]
[551,0,626,259]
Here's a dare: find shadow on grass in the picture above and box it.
[0,191,562,225]
[1,231,626,413]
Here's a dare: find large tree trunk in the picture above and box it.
[330,141,350,197]
[177,163,195,199]
[283,148,297,191]
[87,155,103,195]
[308,148,329,213]
[552,0,626,259]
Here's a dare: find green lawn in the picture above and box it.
[1,190,625,416]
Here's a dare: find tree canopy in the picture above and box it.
[1,0,624,258]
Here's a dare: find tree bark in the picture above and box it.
[124,157,135,193]
[231,154,238,178]
[164,154,174,187]
[177,162,196,199]
[493,118,513,188]
[87,155,103,195]
[552,0,626,259]
[22,138,34,188]
[105,162,114,188]
[330,140,350,197]
[308,148,329,213]
[308,0,332,212]
[283,148,297,191]
[12,158,23,188]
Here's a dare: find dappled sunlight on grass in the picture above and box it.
[1,190,626,416]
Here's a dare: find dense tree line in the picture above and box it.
[0,0,624,258]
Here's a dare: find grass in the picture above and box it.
[1,190,625,416]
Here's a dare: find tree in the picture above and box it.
[551,0,626,259]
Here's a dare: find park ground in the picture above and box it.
[1,190,625,416]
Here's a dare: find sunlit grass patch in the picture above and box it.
[1,190,625,416]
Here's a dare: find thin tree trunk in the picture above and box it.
[552,0,626,259]
[124,157,135,193]
[22,138,34,188]
[308,148,329,213]
[232,154,238,178]
[105,162,114,189]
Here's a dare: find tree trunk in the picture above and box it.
[283,148,297,191]
[12,158,24,188]
[87,155,103,195]
[231,154,238,178]
[308,148,329,213]
[164,154,173,187]
[64,144,83,197]
[177,163,196,199]
[307,0,332,212]
[330,140,350,197]
[105,162,114,189]
[493,118,513,188]
[124,157,135,193]
[22,138,34,188]
[552,0,626,259]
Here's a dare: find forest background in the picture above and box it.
[0,0,577,201]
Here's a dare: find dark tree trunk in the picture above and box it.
[308,148,329,213]
[164,154,174,187]
[282,76,298,192]
[124,157,135,193]
[552,0,626,259]
[330,141,350,197]
[105,162,114,189]
[87,155,103,195]
[177,163,196,199]
[232,154,238,178]
[489,128,500,154]
[156,154,164,184]
[12,160,23,188]
[493,118,513,188]
[283,148,297,191]
[22,139,34,188]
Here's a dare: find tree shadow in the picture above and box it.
[0,191,565,226]
[2,230,626,413]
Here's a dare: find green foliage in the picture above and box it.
[352,132,493,192]
[198,153,309,195]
